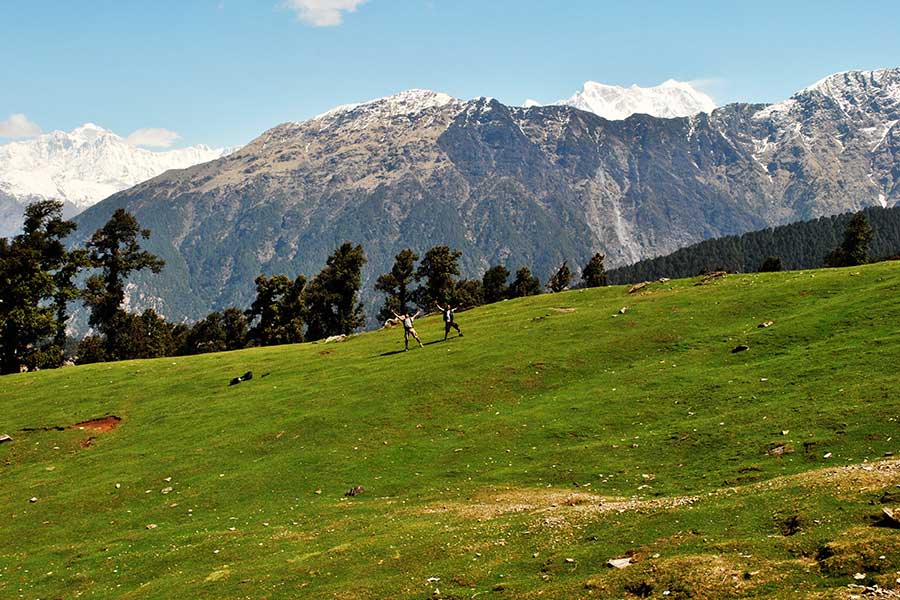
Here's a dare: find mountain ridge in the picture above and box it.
[71,68,900,325]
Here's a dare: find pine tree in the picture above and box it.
[481,265,510,304]
[246,274,306,346]
[0,200,82,373]
[305,243,367,341]
[413,245,462,309]
[82,209,165,359]
[581,253,608,287]
[374,248,418,322]
[507,267,541,298]
[451,278,484,309]
[546,261,572,293]
[758,256,783,272]
[826,212,874,267]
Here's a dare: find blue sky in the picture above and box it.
[2,0,899,148]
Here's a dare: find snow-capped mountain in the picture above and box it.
[70,68,899,326]
[546,79,716,120]
[0,124,234,236]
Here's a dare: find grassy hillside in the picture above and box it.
[2,263,899,599]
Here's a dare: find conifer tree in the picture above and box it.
[81,209,165,359]
[375,248,418,322]
[507,267,541,298]
[825,212,874,267]
[758,256,783,272]
[0,200,82,373]
[581,252,608,287]
[546,261,572,293]
[413,245,462,309]
[304,243,367,340]
[246,274,306,346]
[481,265,510,304]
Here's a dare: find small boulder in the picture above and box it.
[29,496,38,503]
[628,282,649,294]
[607,557,632,569]
[758,321,774,328]
[732,344,749,353]
[345,485,364,497]
[325,335,347,344]
[618,307,628,314]
[881,507,900,528]
[0,434,11,444]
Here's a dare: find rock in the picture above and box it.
[758,321,774,328]
[732,344,749,353]
[695,271,727,285]
[768,444,794,456]
[658,277,671,283]
[0,434,11,444]
[29,496,38,503]
[853,572,866,580]
[61,359,75,367]
[161,487,173,495]
[345,485,364,497]
[824,452,832,459]
[618,307,628,314]
[565,558,575,563]
[324,335,347,344]
[146,523,157,529]
[607,557,632,569]
[628,282,649,294]
[881,507,900,528]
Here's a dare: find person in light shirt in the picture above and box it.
[391,308,424,351]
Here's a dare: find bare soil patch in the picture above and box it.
[69,416,121,433]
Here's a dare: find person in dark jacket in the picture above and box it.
[434,302,463,341]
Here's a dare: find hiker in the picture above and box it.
[391,308,424,350]
[435,302,463,340]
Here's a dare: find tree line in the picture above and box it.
[0,200,611,374]
[608,206,900,284]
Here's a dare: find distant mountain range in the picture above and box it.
[0,124,232,236]
[528,79,716,120]
[71,68,900,325]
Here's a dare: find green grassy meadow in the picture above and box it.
[2,263,900,599]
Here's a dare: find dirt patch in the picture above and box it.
[69,416,121,433]
[551,307,577,313]
[421,488,699,522]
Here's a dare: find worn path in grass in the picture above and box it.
[1,263,899,598]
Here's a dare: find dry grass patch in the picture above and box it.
[584,553,797,599]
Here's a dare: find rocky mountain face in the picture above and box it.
[0,124,232,236]
[551,79,716,119]
[72,69,900,325]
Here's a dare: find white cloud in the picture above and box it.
[0,113,42,139]
[282,0,367,26]
[125,128,182,148]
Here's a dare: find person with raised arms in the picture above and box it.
[391,308,424,351]
[434,302,463,341]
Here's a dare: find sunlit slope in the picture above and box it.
[2,263,899,599]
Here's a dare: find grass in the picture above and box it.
[2,262,899,599]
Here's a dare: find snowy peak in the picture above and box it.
[0,124,235,226]
[311,89,459,125]
[800,68,900,114]
[554,79,716,120]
